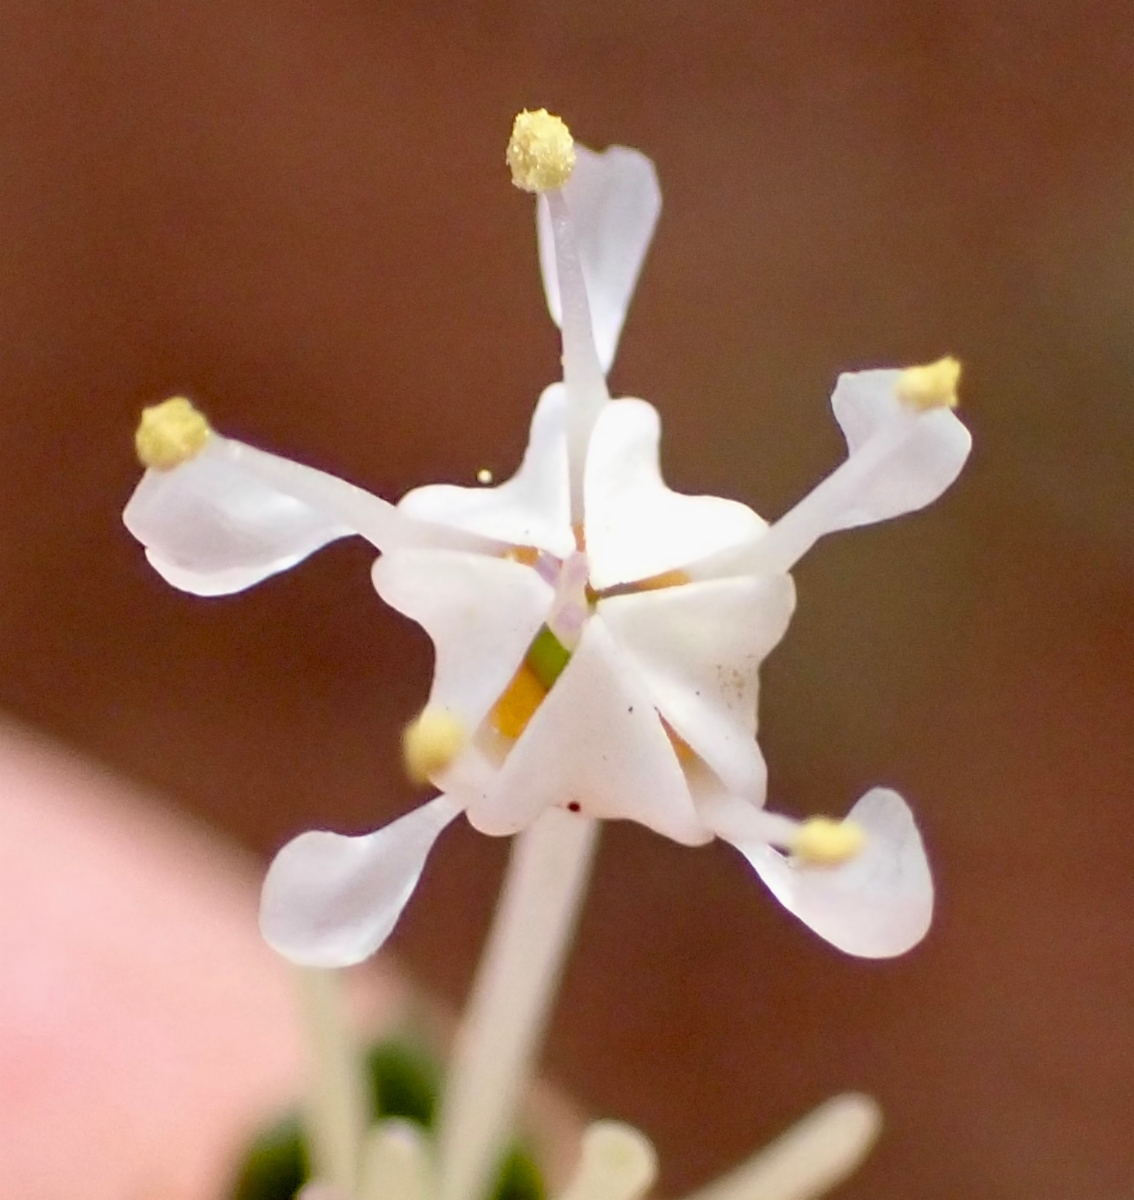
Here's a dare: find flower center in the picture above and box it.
[488,550,693,745]
[491,623,573,739]
[491,550,588,740]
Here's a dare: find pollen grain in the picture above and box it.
[402,708,467,785]
[791,817,866,867]
[135,396,211,470]
[896,356,961,411]
[506,109,576,193]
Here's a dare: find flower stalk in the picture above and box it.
[296,966,371,1194]
[436,808,600,1200]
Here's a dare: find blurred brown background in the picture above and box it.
[1,2,1132,1198]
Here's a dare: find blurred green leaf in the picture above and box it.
[230,1112,308,1200]
[228,1038,546,1200]
[490,1145,546,1200]
[367,1038,441,1128]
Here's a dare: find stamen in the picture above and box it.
[504,546,542,567]
[476,468,494,485]
[402,708,468,784]
[506,109,577,193]
[548,187,611,525]
[135,396,211,470]
[896,355,961,411]
[596,568,691,601]
[791,817,866,867]
[505,110,609,525]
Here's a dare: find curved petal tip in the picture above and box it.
[259,795,461,967]
[745,787,934,958]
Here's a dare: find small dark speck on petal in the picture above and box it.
[568,801,581,812]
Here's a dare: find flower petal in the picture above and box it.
[790,406,970,542]
[730,787,933,958]
[597,574,796,799]
[830,368,906,453]
[585,399,767,590]
[467,616,708,845]
[537,144,661,374]
[687,371,972,581]
[259,794,462,967]
[397,385,574,557]
[824,368,973,529]
[124,439,357,596]
[123,433,482,596]
[371,550,554,731]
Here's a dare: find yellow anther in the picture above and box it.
[633,568,690,593]
[791,817,866,867]
[476,468,494,485]
[134,396,211,470]
[506,109,576,193]
[896,355,961,411]
[402,708,467,785]
[505,545,542,568]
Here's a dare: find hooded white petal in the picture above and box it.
[780,404,968,546]
[830,368,906,452]
[537,144,661,374]
[259,794,462,967]
[397,385,574,557]
[125,435,505,596]
[824,368,973,530]
[597,574,795,799]
[124,439,357,596]
[585,399,767,590]
[371,549,554,731]
[467,617,708,846]
[695,371,973,580]
[731,787,933,958]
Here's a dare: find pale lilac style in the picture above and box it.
[124,136,969,968]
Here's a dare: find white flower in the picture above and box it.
[123,112,970,970]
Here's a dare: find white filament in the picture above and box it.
[222,439,509,556]
[544,189,610,525]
